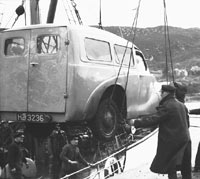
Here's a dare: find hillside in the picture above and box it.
[104,26,200,69]
[104,26,200,93]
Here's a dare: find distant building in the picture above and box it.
[190,66,200,75]
[174,68,188,77]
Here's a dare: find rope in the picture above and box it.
[119,0,142,119]
[109,0,142,124]
[24,0,27,26]
[131,0,142,43]
[70,0,83,25]
[4,11,15,28]
[62,0,73,24]
[163,0,175,83]
[98,0,103,29]
[163,10,169,83]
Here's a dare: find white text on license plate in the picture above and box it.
[17,113,45,122]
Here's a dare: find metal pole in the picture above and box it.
[47,0,58,23]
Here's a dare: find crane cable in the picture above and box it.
[98,0,103,29]
[62,0,76,24]
[109,0,142,124]
[70,0,83,25]
[163,0,175,83]
[11,0,25,28]
[120,0,142,117]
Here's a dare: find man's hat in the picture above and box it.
[69,135,79,141]
[174,82,187,103]
[161,85,176,93]
[174,82,187,94]
[14,129,24,138]
[55,123,60,128]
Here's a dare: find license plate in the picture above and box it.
[17,113,51,123]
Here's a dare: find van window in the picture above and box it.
[4,38,25,56]
[114,45,133,66]
[85,38,111,62]
[135,50,147,71]
[37,35,60,54]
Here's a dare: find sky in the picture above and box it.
[0,0,200,29]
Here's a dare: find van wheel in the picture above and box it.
[93,99,119,141]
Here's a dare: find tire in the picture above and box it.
[93,98,120,141]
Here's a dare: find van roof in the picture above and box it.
[1,24,137,48]
[2,23,67,31]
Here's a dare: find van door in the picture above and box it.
[0,30,30,111]
[113,44,141,117]
[28,27,67,112]
[135,50,159,114]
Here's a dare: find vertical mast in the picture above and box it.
[30,0,40,24]
[0,2,5,27]
[0,12,3,27]
[46,0,58,23]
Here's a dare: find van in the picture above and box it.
[0,24,160,140]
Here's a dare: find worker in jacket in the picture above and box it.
[48,123,67,179]
[173,82,192,177]
[59,136,91,179]
[128,84,191,179]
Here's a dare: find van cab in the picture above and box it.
[0,24,160,140]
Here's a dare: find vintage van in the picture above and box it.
[0,24,160,140]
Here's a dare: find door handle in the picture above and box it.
[30,62,39,66]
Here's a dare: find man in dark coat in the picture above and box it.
[189,103,200,172]
[128,84,191,179]
[48,123,67,179]
[193,142,200,172]
[7,129,28,179]
[174,82,192,177]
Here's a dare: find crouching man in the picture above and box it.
[59,136,92,179]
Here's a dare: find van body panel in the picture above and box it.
[0,24,160,123]
[0,27,67,114]
[0,30,30,111]
[28,27,67,112]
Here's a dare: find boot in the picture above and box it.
[182,175,192,179]
[168,171,178,179]
[193,166,200,172]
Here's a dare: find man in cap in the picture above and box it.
[48,123,67,179]
[128,84,191,179]
[59,136,92,179]
[0,120,12,169]
[174,82,192,177]
[188,83,200,172]
[7,129,28,179]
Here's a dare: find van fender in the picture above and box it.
[83,77,125,121]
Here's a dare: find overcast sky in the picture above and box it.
[0,0,200,28]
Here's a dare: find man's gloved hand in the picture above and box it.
[128,119,136,126]
[68,160,78,165]
[25,162,29,168]
[124,123,131,133]
[88,163,95,168]
[11,168,16,174]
